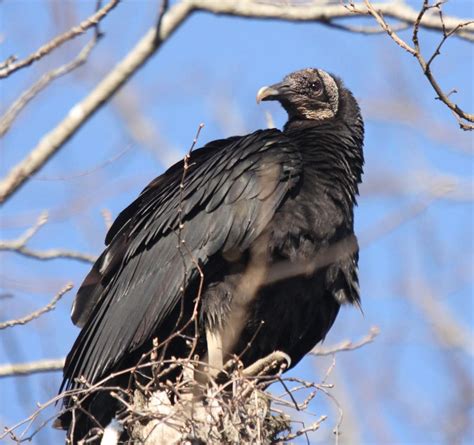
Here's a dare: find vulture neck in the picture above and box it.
[283,110,364,216]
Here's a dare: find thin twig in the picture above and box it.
[324,20,410,35]
[0,244,96,264]
[0,212,96,263]
[364,0,473,130]
[2,0,472,203]
[0,37,100,137]
[0,1,191,204]
[154,0,170,45]
[275,415,327,443]
[363,0,416,55]
[311,327,380,356]
[0,0,119,78]
[0,283,73,330]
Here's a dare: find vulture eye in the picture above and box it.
[310,80,322,92]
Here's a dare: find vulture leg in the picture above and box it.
[205,327,224,378]
[241,351,291,377]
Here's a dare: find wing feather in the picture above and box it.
[63,128,302,389]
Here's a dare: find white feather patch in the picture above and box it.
[100,419,123,445]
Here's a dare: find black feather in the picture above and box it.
[57,68,364,442]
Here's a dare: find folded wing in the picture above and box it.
[62,129,303,390]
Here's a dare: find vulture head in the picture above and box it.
[257,68,342,122]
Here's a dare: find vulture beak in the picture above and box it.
[256,81,288,103]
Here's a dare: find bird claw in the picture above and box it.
[213,351,291,383]
[241,351,291,377]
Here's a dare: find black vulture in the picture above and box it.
[56,68,364,441]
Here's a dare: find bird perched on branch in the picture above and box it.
[56,68,364,442]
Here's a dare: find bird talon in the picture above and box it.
[242,351,292,377]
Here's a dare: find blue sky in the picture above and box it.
[1,1,473,444]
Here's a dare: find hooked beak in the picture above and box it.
[256,81,289,104]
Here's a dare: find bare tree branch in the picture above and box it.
[196,0,473,41]
[404,280,474,357]
[101,208,113,230]
[0,2,471,443]
[311,326,380,356]
[275,415,327,443]
[1,0,472,204]
[0,37,100,137]
[324,20,410,35]
[0,358,65,378]
[0,1,190,204]
[359,190,453,248]
[0,0,119,78]
[0,212,96,263]
[364,0,474,130]
[111,85,182,166]
[0,283,73,330]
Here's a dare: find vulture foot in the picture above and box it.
[242,351,291,377]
